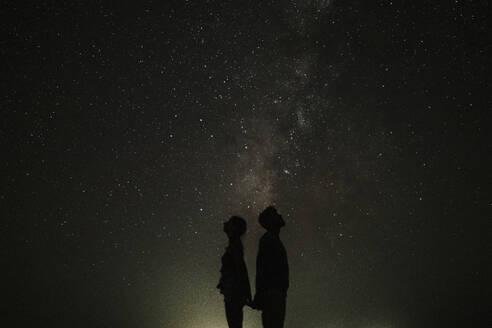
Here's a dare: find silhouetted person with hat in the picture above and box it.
[252,206,289,328]
[217,216,252,328]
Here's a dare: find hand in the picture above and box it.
[249,295,263,310]
[244,298,253,308]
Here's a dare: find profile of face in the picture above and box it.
[270,210,285,231]
[223,220,232,234]
[275,211,284,224]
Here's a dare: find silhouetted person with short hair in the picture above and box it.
[217,216,252,328]
[252,206,289,328]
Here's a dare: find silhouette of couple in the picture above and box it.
[217,206,288,328]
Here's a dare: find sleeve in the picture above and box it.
[255,237,273,293]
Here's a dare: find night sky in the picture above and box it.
[2,1,490,327]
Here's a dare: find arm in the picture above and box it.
[255,238,267,293]
[253,237,274,309]
[233,249,251,302]
[232,244,252,302]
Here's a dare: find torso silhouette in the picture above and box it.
[218,239,251,301]
[256,231,289,294]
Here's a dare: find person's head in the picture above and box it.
[223,216,247,239]
[258,206,285,233]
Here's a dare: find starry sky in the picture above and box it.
[2,1,490,327]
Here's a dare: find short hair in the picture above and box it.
[229,216,247,236]
[259,206,285,229]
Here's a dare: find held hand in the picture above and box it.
[249,295,263,310]
[244,297,253,308]
[246,296,262,310]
